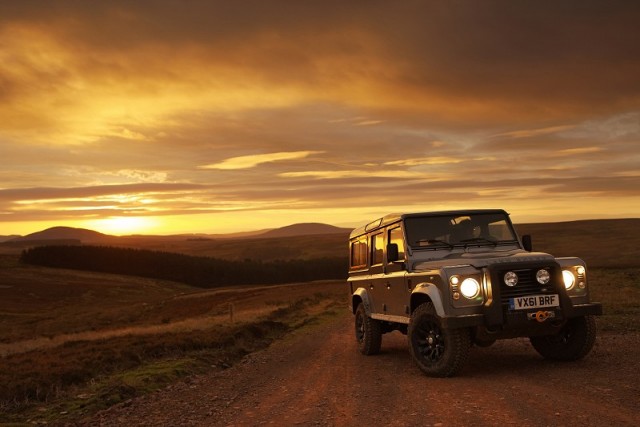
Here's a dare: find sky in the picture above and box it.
[1,0,639,236]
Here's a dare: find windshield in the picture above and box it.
[404,212,518,249]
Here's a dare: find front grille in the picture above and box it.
[496,266,558,305]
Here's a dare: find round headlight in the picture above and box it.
[536,269,550,285]
[563,270,576,290]
[504,271,518,287]
[460,278,480,299]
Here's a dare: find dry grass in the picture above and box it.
[516,219,640,268]
[115,233,349,260]
[0,255,345,423]
[589,269,640,333]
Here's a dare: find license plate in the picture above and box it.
[509,294,559,310]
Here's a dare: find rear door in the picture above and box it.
[384,225,409,317]
[368,232,386,314]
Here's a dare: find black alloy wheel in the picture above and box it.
[408,302,471,377]
[354,303,382,355]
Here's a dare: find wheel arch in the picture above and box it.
[410,283,446,317]
[352,287,372,315]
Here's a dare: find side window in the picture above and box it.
[371,233,384,265]
[388,227,405,261]
[350,237,367,269]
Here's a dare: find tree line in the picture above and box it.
[20,245,348,287]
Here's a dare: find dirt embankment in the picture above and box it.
[77,313,639,427]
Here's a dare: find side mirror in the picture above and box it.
[387,243,399,262]
[522,235,533,252]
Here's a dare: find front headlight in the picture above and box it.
[563,270,576,290]
[504,271,518,287]
[536,269,550,285]
[460,278,480,299]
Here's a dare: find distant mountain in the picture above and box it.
[190,228,275,239]
[259,223,352,238]
[9,226,113,243]
[3,223,351,246]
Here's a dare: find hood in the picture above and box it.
[413,249,556,271]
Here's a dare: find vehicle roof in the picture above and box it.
[349,209,509,239]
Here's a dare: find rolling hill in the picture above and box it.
[9,226,111,243]
[5,222,351,244]
[259,223,352,238]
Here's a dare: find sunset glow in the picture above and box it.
[1,2,639,237]
[84,217,159,236]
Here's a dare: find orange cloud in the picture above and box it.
[199,151,323,170]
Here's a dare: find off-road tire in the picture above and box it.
[530,315,597,361]
[408,302,471,377]
[355,304,382,355]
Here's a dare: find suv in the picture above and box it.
[348,209,602,377]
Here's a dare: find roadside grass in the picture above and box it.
[589,268,640,333]
[516,219,640,269]
[0,255,338,344]
[0,256,346,423]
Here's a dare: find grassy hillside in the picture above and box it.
[515,218,640,268]
[0,255,345,422]
[114,232,350,261]
[0,255,193,343]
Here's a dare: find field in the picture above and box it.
[516,219,639,268]
[0,218,639,424]
[0,255,345,423]
[0,233,349,261]
[114,233,350,261]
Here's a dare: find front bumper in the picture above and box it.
[442,301,602,330]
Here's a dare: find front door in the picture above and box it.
[384,226,409,317]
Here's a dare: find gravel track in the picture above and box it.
[76,313,640,427]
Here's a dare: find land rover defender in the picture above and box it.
[348,209,602,377]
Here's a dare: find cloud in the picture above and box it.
[493,125,576,139]
[561,112,640,140]
[278,170,429,179]
[0,183,206,202]
[354,120,384,126]
[384,157,463,166]
[3,0,640,144]
[199,151,323,170]
[552,147,604,157]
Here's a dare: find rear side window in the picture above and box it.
[371,233,384,265]
[350,237,368,269]
[388,227,405,261]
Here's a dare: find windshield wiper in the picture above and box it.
[459,237,498,247]
[414,239,454,249]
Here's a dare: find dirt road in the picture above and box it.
[79,312,640,427]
